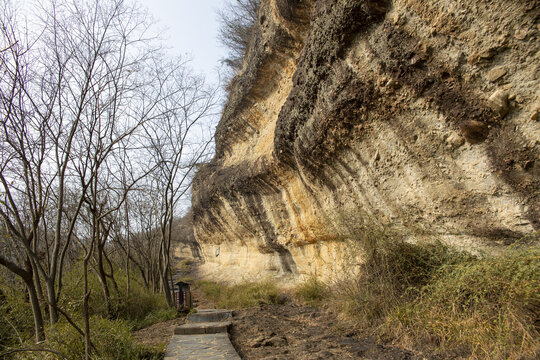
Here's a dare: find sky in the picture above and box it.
[137,0,227,88]
[17,0,228,90]
[136,0,227,211]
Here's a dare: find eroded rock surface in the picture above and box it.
[190,0,540,282]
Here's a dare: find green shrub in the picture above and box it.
[294,277,327,306]
[197,280,283,309]
[18,316,163,360]
[60,265,177,330]
[0,279,35,348]
[117,287,172,326]
[332,214,539,358]
[130,307,178,331]
[1,264,173,359]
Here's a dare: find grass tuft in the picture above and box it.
[333,220,474,326]
[196,280,284,309]
[294,277,327,306]
[386,245,540,359]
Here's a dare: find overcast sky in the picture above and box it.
[137,0,227,88]
[17,0,228,89]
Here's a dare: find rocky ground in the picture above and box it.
[133,317,184,348]
[228,302,438,360]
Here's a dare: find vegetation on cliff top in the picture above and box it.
[217,0,259,73]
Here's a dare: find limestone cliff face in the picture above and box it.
[190,0,540,282]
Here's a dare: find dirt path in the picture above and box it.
[133,317,185,347]
[228,303,436,360]
[133,300,435,359]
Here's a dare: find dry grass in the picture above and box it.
[196,280,284,309]
[325,213,540,359]
[331,220,474,327]
[294,277,327,306]
[385,245,539,359]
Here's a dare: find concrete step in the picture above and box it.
[165,333,241,360]
[187,309,233,323]
[174,321,232,335]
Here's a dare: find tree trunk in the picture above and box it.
[159,241,173,307]
[0,256,46,343]
[45,278,59,325]
[83,258,91,360]
[160,268,173,307]
[124,200,131,295]
[96,244,112,317]
[26,280,45,343]
[32,262,47,321]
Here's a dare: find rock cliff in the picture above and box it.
[189,0,540,282]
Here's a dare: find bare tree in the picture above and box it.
[0,3,46,343]
[0,0,204,346]
[112,187,160,291]
[1,0,219,353]
[144,63,218,306]
[40,0,170,355]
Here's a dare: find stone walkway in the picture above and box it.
[164,309,241,360]
[164,333,240,360]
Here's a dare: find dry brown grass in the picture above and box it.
[196,279,284,309]
[326,214,539,359]
[385,244,539,359]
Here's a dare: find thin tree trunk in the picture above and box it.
[168,261,175,308]
[26,280,45,343]
[32,261,45,305]
[160,243,173,307]
[123,200,131,295]
[96,243,112,317]
[0,256,46,343]
[103,250,120,315]
[45,279,59,325]
[83,256,92,360]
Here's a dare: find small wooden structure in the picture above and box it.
[174,281,192,311]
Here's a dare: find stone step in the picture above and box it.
[174,321,232,335]
[164,333,241,360]
[187,309,233,323]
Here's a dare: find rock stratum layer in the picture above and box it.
[189,0,540,282]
